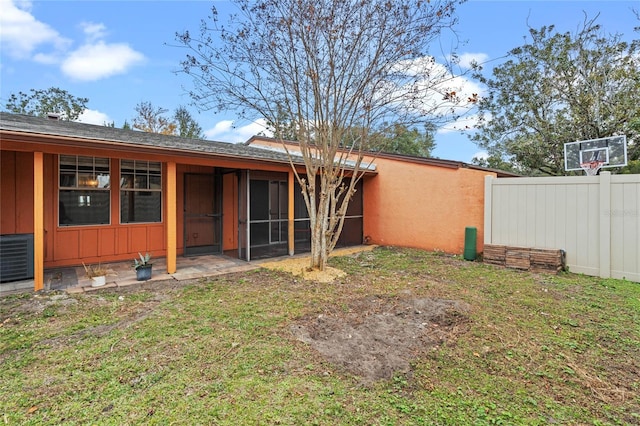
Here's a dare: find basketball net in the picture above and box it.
[580,160,604,176]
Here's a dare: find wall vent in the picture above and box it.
[0,234,34,282]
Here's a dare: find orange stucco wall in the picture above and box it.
[363,157,494,254]
[248,138,495,255]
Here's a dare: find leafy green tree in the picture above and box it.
[471,154,518,174]
[122,120,132,130]
[263,102,299,141]
[177,0,465,270]
[470,17,640,175]
[4,87,88,121]
[620,160,640,174]
[370,124,436,157]
[174,106,204,139]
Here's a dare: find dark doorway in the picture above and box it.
[292,177,363,250]
[184,173,222,256]
[336,179,364,247]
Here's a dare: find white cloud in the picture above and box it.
[1,1,144,81]
[0,0,71,59]
[455,52,489,69]
[392,56,484,124]
[32,52,60,65]
[404,62,484,125]
[61,41,145,81]
[80,22,108,42]
[204,120,234,139]
[232,119,272,141]
[59,21,145,81]
[204,119,272,143]
[76,109,111,125]
[472,151,489,162]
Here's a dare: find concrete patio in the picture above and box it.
[1,255,260,296]
[0,246,375,296]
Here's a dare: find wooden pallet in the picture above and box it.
[506,247,531,270]
[483,244,506,265]
[483,244,565,274]
[530,248,565,273]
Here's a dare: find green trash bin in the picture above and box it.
[463,227,477,261]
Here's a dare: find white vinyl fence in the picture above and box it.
[484,172,640,282]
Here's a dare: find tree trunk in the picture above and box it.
[310,216,323,270]
[309,177,331,271]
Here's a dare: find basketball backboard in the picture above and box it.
[564,135,627,173]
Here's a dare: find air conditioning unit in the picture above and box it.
[0,234,34,282]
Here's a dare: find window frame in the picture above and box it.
[119,159,163,224]
[58,155,111,227]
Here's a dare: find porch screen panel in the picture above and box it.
[248,177,289,258]
[293,179,311,252]
[336,180,363,247]
[249,180,269,246]
[237,171,249,260]
[271,181,288,243]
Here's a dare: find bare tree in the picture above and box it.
[133,101,177,135]
[177,0,468,270]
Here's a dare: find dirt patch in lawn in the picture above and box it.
[291,295,470,383]
[264,247,473,382]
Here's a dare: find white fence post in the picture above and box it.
[484,175,494,245]
[599,172,611,279]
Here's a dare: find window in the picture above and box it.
[120,160,162,223]
[59,155,111,226]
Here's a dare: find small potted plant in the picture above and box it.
[83,263,109,287]
[133,252,152,281]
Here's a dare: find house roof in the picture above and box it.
[245,135,520,177]
[0,112,304,167]
[1,113,513,177]
[367,151,520,177]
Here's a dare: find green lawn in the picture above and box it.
[1,247,638,425]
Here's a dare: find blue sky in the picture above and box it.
[1,0,638,162]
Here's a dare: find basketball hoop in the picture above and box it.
[564,136,627,175]
[580,160,604,176]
